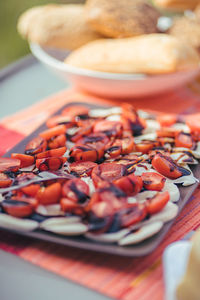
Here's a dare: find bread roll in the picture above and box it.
[65,34,200,74]
[85,0,161,38]
[169,16,200,53]
[17,4,103,50]
[176,230,200,300]
[154,0,200,11]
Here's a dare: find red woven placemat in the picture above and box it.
[1,84,200,300]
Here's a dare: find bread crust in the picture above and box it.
[65,34,200,74]
[17,4,103,50]
[170,16,200,53]
[85,0,161,38]
[154,0,200,11]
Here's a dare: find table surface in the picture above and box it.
[0,55,110,300]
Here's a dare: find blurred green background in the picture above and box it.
[0,0,82,68]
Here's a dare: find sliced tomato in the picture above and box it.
[36,157,67,171]
[11,153,34,168]
[25,136,47,155]
[48,134,66,149]
[21,184,40,197]
[69,145,103,162]
[60,198,83,215]
[0,173,12,188]
[36,182,61,205]
[93,120,122,137]
[92,163,127,188]
[152,153,190,179]
[146,191,170,214]
[2,199,34,218]
[39,125,66,140]
[46,115,73,128]
[62,178,89,204]
[120,204,147,228]
[0,157,21,173]
[141,172,166,191]
[69,161,97,176]
[157,114,177,127]
[114,173,143,196]
[185,114,200,133]
[62,105,89,118]
[175,132,194,149]
[36,147,67,159]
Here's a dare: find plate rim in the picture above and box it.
[30,43,200,82]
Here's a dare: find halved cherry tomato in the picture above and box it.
[91,201,114,218]
[25,136,47,155]
[121,136,134,154]
[185,114,200,133]
[157,128,178,138]
[11,153,34,168]
[69,161,97,176]
[62,178,89,204]
[114,173,143,196]
[135,141,154,154]
[152,153,190,179]
[93,120,122,137]
[120,204,147,228]
[21,184,40,197]
[70,126,92,143]
[146,191,170,214]
[46,115,73,128]
[78,133,109,149]
[92,163,127,188]
[36,157,67,171]
[48,134,66,149]
[39,125,66,140]
[105,140,122,158]
[0,157,21,173]
[60,198,84,215]
[175,132,194,149]
[157,114,177,127]
[121,105,146,136]
[114,154,142,168]
[0,173,12,188]
[157,137,174,147]
[62,105,89,118]
[141,172,166,191]
[87,184,127,213]
[36,182,61,205]
[11,196,39,209]
[69,145,103,162]
[36,147,66,159]
[1,199,34,218]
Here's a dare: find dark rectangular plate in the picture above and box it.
[2,102,200,257]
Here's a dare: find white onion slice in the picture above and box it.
[85,228,130,243]
[118,221,163,246]
[0,213,38,231]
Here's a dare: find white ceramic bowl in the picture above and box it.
[30,43,200,99]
